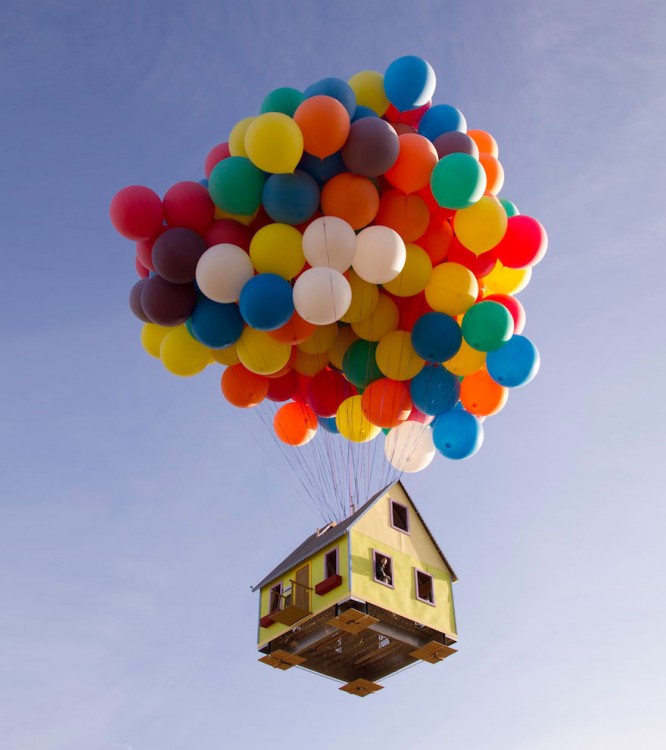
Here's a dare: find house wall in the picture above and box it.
[349,485,457,637]
[257,533,350,648]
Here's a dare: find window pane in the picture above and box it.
[391,501,409,532]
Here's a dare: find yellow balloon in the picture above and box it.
[294,349,329,376]
[382,243,432,297]
[228,117,255,157]
[483,262,532,295]
[443,339,486,376]
[298,323,338,354]
[160,326,210,377]
[237,328,291,375]
[328,325,358,369]
[340,270,379,323]
[244,112,304,174]
[214,206,257,225]
[376,331,425,381]
[453,195,508,255]
[141,323,172,358]
[348,71,390,116]
[352,294,399,341]
[209,344,240,366]
[425,262,478,316]
[250,223,305,279]
[336,395,381,443]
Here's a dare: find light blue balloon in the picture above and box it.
[418,104,467,141]
[262,170,320,225]
[304,77,356,118]
[384,55,436,111]
[410,365,460,416]
[486,335,540,387]
[432,409,483,459]
[239,274,294,331]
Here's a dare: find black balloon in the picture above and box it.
[129,278,151,322]
[433,131,479,159]
[152,227,207,284]
[140,275,197,326]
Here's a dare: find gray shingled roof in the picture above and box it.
[252,479,457,592]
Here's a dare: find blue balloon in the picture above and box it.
[318,416,340,434]
[262,170,320,225]
[384,55,436,111]
[351,105,380,122]
[486,335,540,387]
[304,77,356,118]
[418,104,467,141]
[239,274,294,331]
[432,409,483,460]
[298,152,346,186]
[410,365,460,416]
[188,296,244,348]
[198,177,209,188]
[411,312,462,362]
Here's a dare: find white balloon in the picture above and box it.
[293,267,352,325]
[384,421,436,473]
[302,216,357,272]
[195,244,254,303]
[352,225,406,284]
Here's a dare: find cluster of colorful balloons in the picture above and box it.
[112,55,545,473]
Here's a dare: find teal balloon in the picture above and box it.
[500,198,520,217]
[342,340,382,388]
[430,153,486,209]
[261,87,304,117]
[208,156,265,216]
[486,334,540,387]
[462,301,514,352]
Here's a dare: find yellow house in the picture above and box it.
[253,480,458,696]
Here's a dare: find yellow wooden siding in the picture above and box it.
[258,534,350,647]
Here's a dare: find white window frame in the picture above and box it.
[414,568,435,606]
[390,499,410,535]
[372,550,395,589]
[324,546,339,578]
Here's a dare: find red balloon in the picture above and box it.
[135,256,150,279]
[375,190,430,243]
[205,142,230,178]
[267,369,300,402]
[493,215,548,269]
[384,101,431,127]
[483,293,526,334]
[447,236,497,277]
[416,214,454,265]
[406,405,435,425]
[307,369,356,417]
[136,225,167,271]
[389,291,433,331]
[249,206,273,235]
[110,185,164,241]
[204,219,252,250]
[163,181,215,234]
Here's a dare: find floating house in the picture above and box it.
[253,480,458,696]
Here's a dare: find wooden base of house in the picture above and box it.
[257,600,457,692]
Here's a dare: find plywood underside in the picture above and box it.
[260,602,453,684]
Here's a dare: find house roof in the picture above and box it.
[252,479,457,592]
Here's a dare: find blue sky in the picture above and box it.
[2,1,665,748]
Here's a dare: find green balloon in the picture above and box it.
[260,87,304,117]
[462,301,514,352]
[208,157,265,216]
[500,198,520,217]
[430,153,486,210]
[342,340,382,388]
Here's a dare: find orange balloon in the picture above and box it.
[269,311,317,345]
[221,364,269,407]
[384,133,438,194]
[374,190,430,243]
[294,95,351,158]
[467,129,499,158]
[361,378,412,428]
[415,214,454,265]
[479,153,504,195]
[321,173,380,230]
[460,368,508,416]
[274,401,318,445]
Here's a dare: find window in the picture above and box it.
[324,547,338,578]
[373,550,394,588]
[390,500,410,534]
[415,569,435,605]
[269,583,282,613]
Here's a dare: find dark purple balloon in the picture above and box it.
[341,118,400,177]
[129,278,150,322]
[433,131,479,159]
[152,227,207,284]
[141,275,197,326]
